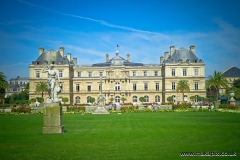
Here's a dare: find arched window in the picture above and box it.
[87,96,91,103]
[144,95,149,102]
[155,96,160,102]
[132,96,138,103]
[115,96,120,103]
[184,95,188,102]
[115,82,120,91]
[173,95,176,103]
[75,96,80,104]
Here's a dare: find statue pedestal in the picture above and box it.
[43,102,64,134]
[92,106,109,114]
[229,100,236,105]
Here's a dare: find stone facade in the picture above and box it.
[29,45,205,104]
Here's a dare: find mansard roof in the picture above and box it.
[32,49,75,65]
[223,67,240,77]
[92,51,143,67]
[164,47,202,63]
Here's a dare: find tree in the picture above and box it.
[88,97,95,104]
[35,82,48,103]
[121,97,127,103]
[0,72,8,103]
[205,71,229,100]
[0,72,8,89]
[109,97,114,104]
[233,78,240,88]
[167,96,173,103]
[62,97,69,104]
[176,79,190,102]
[139,97,145,104]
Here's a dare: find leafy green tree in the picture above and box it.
[0,72,8,102]
[0,72,8,89]
[36,97,43,103]
[62,97,69,104]
[35,82,48,102]
[109,97,114,104]
[121,97,127,103]
[205,71,229,100]
[190,96,196,102]
[226,86,240,100]
[139,97,145,104]
[176,80,190,102]
[167,96,173,103]
[88,97,95,104]
[233,79,240,88]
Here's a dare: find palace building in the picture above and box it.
[29,45,206,104]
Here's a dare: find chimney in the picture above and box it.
[106,54,109,62]
[164,51,169,60]
[39,46,44,56]
[160,56,164,64]
[127,54,130,62]
[67,52,71,61]
[59,46,64,57]
[73,57,77,65]
[190,45,195,54]
[170,45,175,56]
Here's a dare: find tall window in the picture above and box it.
[132,71,136,76]
[154,71,158,76]
[194,69,198,76]
[87,85,91,91]
[99,84,100,91]
[144,96,149,102]
[115,96,120,103]
[76,84,80,91]
[144,83,148,91]
[59,70,63,78]
[78,72,81,77]
[183,69,187,76]
[156,83,159,91]
[144,71,147,76]
[36,71,40,78]
[115,82,120,91]
[132,96,138,103]
[155,96,160,102]
[133,83,137,91]
[99,72,103,77]
[172,69,175,76]
[172,82,176,90]
[75,96,80,104]
[88,72,92,77]
[195,82,198,90]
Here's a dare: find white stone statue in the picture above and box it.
[42,64,62,102]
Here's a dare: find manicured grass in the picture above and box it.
[0,112,240,159]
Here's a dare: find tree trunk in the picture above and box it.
[182,91,184,102]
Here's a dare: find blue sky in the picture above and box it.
[0,0,240,80]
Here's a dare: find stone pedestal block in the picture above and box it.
[92,106,110,114]
[43,103,64,134]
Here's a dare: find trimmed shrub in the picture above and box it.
[219,104,239,110]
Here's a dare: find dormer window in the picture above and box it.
[52,61,55,64]
[36,61,39,65]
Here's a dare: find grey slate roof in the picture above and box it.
[92,51,143,67]
[223,67,240,77]
[32,49,75,65]
[164,47,202,63]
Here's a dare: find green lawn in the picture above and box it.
[0,112,239,159]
